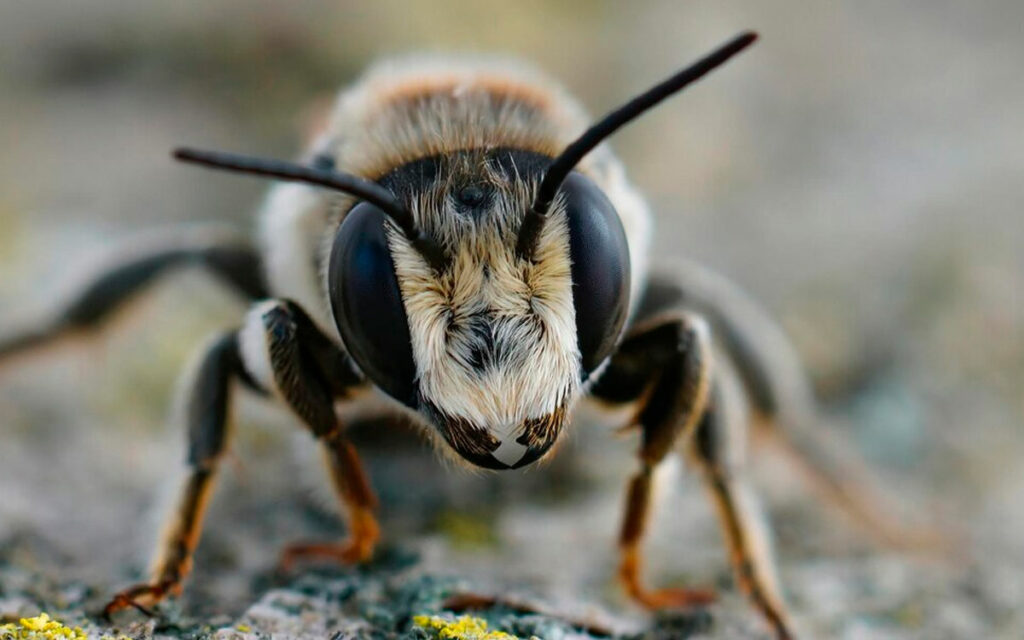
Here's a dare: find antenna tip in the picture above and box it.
[172,147,197,162]
[731,31,759,52]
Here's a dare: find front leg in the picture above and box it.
[279,435,380,568]
[591,311,714,608]
[243,300,380,568]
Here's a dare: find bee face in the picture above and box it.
[178,36,758,469]
[329,149,630,469]
[115,33,770,625]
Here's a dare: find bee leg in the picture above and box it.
[592,312,716,609]
[240,300,378,569]
[0,240,266,366]
[104,330,248,618]
[688,391,795,640]
[278,434,380,568]
[647,268,945,552]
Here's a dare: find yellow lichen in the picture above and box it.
[412,614,518,640]
[0,613,87,640]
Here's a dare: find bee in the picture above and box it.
[0,32,926,640]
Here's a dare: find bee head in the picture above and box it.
[172,32,757,470]
[329,149,630,469]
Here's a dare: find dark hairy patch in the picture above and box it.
[449,312,541,376]
[374,148,552,206]
[420,400,500,458]
[516,403,567,450]
[419,398,567,471]
[462,311,495,372]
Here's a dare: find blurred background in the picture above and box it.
[0,2,1021,638]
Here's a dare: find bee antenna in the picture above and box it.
[173,147,447,271]
[516,31,758,260]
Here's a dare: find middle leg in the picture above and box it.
[688,373,794,639]
[105,298,374,615]
[104,330,249,617]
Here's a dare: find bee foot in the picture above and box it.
[102,581,175,620]
[278,536,376,572]
[632,586,717,610]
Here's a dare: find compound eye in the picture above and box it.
[561,172,631,378]
[328,202,417,406]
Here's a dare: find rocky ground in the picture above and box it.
[1,369,1021,639]
[1,2,1022,639]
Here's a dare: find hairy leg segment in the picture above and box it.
[592,291,796,638]
[591,311,716,609]
[651,266,944,553]
[103,330,250,617]
[256,301,378,569]
[689,391,794,639]
[104,299,374,617]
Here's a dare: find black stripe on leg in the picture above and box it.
[187,331,242,467]
[1,243,269,373]
[636,273,779,417]
[286,302,362,394]
[693,399,722,469]
[620,465,654,546]
[590,321,686,405]
[145,329,244,597]
[638,322,707,461]
[261,301,360,438]
[593,313,711,464]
